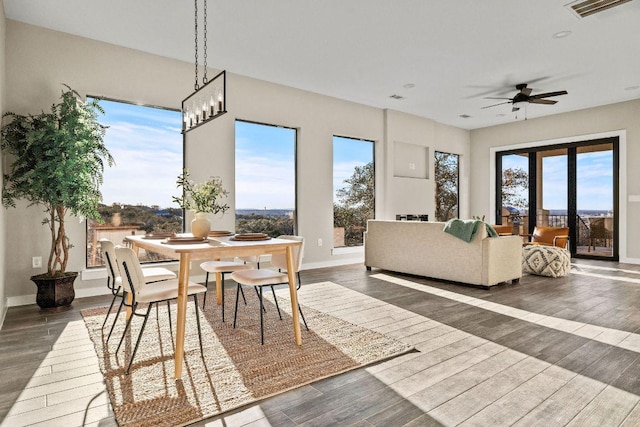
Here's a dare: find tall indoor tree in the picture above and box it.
[1,85,114,309]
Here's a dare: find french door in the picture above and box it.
[496,137,618,260]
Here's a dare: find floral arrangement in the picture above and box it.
[173,168,229,214]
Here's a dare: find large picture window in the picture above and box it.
[235,120,296,236]
[333,136,375,247]
[86,98,183,268]
[434,151,460,222]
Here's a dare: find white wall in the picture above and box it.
[3,21,461,305]
[0,2,7,323]
[469,99,640,263]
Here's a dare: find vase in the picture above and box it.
[191,212,211,238]
[111,212,122,227]
[31,272,77,311]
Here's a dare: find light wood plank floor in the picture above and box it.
[3,258,640,426]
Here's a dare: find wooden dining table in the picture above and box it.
[125,234,303,379]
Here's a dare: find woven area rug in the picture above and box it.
[82,283,413,427]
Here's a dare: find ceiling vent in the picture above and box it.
[565,0,633,18]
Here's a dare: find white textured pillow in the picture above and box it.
[522,245,571,278]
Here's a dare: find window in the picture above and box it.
[86,98,183,268]
[434,151,459,221]
[333,136,375,247]
[235,120,296,236]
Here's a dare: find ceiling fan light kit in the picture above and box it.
[482,83,568,118]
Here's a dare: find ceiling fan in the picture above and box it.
[482,83,568,112]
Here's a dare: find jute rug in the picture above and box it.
[82,283,413,427]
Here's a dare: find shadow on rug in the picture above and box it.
[81,284,413,427]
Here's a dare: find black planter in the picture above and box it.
[31,272,77,311]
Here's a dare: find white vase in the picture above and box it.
[191,212,211,238]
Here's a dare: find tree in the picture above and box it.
[333,162,374,246]
[1,86,114,277]
[501,167,528,212]
[434,152,459,221]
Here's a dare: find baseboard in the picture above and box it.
[301,257,363,271]
[620,256,640,265]
[0,299,8,330]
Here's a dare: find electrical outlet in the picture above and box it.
[32,256,42,269]
[317,238,323,247]
[409,162,416,170]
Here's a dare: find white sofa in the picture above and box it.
[364,220,522,288]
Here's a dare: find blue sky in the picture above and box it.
[95,98,613,213]
[502,150,613,211]
[235,121,295,210]
[96,101,375,211]
[333,136,374,200]
[92,98,183,208]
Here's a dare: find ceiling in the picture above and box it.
[4,0,640,130]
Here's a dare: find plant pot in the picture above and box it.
[31,272,77,311]
[191,212,211,238]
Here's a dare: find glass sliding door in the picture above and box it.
[496,137,618,260]
[498,153,529,234]
[537,149,568,228]
[575,143,616,257]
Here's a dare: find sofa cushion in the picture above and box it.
[522,245,570,278]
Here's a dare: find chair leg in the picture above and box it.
[259,287,265,345]
[239,286,247,305]
[125,304,153,375]
[233,283,241,328]
[221,273,226,323]
[255,288,267,313]
[167,300,172,332]
[203,272,209,308]
[101,292,119,329]
[270,285,282,320]
[107,296,125,342]
[298,303,309,331]
[116,302,137,354]
[193,295,204,358]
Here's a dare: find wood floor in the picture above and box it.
[3,259,640,426]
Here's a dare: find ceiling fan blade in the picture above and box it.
[484,97,513,100]
[481,101,511,109]
[529,99,557,105]
[529,90,568,100]
[520,87,532,96]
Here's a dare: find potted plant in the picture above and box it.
[173,168,230,237]
[1,85,114,310]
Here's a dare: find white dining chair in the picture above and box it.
[200,260,252,322]
[230,235,308,344]
[99,239,176,342]
[114,246,207,375]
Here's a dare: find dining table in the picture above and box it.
[125,233,304,379]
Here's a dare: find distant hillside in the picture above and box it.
[236,209,293,217]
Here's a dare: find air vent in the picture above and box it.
[565,0,633,18]
[389,94,405,100]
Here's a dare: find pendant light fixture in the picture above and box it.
[182,0,226,133]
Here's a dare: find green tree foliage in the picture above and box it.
[333,162,374,246]
[434,152,459,221]
[1,86,114,276]
[502,167,528,212]
[235,213,294,237]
